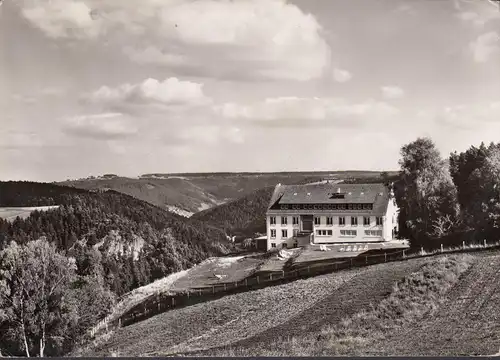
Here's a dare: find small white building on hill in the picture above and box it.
[265,182,399,250]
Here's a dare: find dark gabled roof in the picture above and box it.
[267,182,391,214]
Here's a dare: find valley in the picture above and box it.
[60,171,393,215]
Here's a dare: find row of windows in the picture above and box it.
[271,243,298,249]
[271,216,301,225]
[270,229,383,238]
[270,216,383,226]
[279,203,373,210]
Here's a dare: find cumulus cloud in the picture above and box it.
[332,68,352,83]
[20,0,102,39]
[18,0,330,81]
[469,31,500,63]
[215,97,399,128]
[62,112,138,139]
[381,86,405,99]
[85,77,212,112]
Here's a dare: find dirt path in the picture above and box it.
[200,257,429,354]
[366,253,500,356]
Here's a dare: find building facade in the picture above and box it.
[265,182,399,250]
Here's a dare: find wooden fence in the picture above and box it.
[88,238,500,339]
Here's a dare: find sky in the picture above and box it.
[1,0,500,182]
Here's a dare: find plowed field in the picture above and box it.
[366,253,500,356]
[84,256,429,357]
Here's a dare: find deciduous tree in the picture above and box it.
[0,238,78,357]
[395,137,459,245]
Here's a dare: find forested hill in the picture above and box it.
[0,181,233,295]
[191,187,274,238]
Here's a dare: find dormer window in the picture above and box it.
[330,193,345,199]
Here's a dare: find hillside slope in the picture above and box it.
[79,251,500,357]
[190,187,274,237]
[0,181,233,296]
[366,252,500,356]
[82,255,434,357]
[60,171,392,215]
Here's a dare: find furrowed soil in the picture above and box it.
[365,252,500,356]
[201,256,429,355]
[85,256,429,357]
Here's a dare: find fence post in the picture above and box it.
[463,241,465,250]
[307,266,310,274]
[187,290,190,299]
[172,297,175,306]
[158,302,160,311]
[224,283,227,291]
[350,258,353,266]
[257,276,260,284]
[365,256,368,264]
[212,286,215,294]
[421,246,424,256]
[199,289,202,296]
[403,249,406,258]
[484,239,487,247]
[384,252,387,262]
[270,273,273,281]
[245,278,248,286]
[441,244,443,253]
[282,270,285,278]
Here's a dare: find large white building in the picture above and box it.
[265,182,399,250]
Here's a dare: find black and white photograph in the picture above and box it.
[1,0,500,357]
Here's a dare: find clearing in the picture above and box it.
[83,255,430,357]
[0,206,60,221]
[291,240,409,268]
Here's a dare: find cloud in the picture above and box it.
[0,131,45,148]
[381,86,405,99]
[41,87,65,96]
[85,77,212,112]
[18,0,330,81]
[176,125,245,145]
[11,94,37,104]
[469,31,500,63]
[393,4,417,15]
[20,0,102,39]
[332,68,352,83]
[215,97,399,128]
[455,1,500,28]
[433,102,500,129]
[62,112,138,139]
